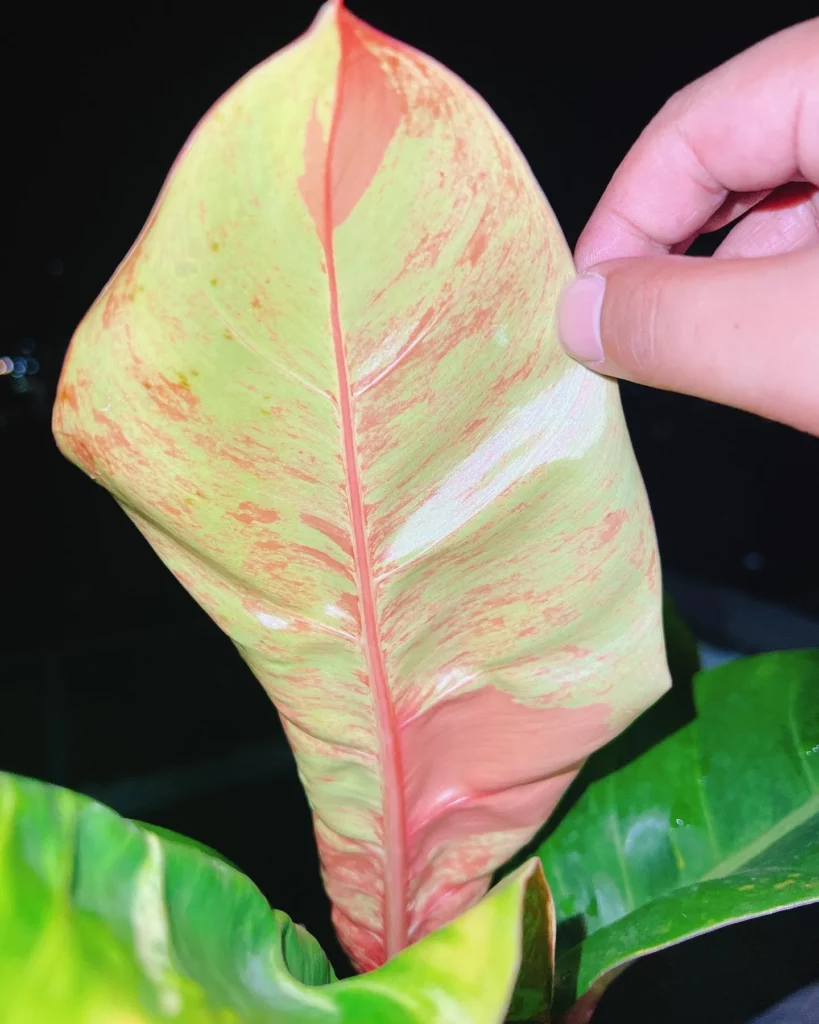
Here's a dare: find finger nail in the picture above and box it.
[557,273,606,364]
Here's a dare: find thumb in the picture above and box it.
[556,248,819,436]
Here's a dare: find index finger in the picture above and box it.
[575,17,819,271]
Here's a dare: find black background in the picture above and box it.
[2,2,818,1020]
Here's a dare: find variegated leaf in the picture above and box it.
[53,0,669,970]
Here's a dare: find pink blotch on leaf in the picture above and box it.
[337,591,362,630]
[146,375,201,422]
[399,685,613,940]
[599,509,628,545]
[228,501,281,525]
[301,512,354,557]
[298,9,403,240]
[291,543,353,579]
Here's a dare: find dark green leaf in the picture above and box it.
[662,593,700,690]
[535,650,819,1013]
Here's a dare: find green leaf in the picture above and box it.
[133,819,242,872]
[534,650,819,1014]
[505,859,555,1022]
[662,593,700,690]
[0,772,553,1022]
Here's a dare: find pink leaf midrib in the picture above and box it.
[322,18,409,960]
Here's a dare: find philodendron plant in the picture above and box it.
[3,1,810,1020]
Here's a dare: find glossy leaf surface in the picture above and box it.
[134,819,242,871]
[52,0,669,969]
[0,771,554,1023]
[535,650,819,1012]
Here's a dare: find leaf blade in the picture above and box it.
[557,853,819,1017]
[534,650,819,1012]
[0,772,552,1023]
[53,1,669,969]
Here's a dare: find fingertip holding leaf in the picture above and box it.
[53,0,669,971]
[0,773,553,1023]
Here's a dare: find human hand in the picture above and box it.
[556,19,819,436]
